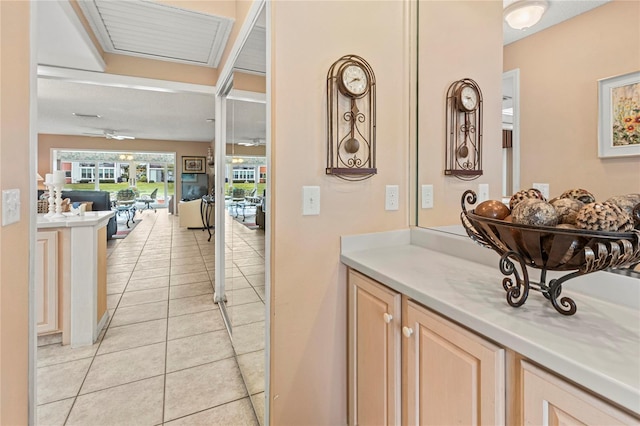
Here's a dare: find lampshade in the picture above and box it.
[504,0,548,30]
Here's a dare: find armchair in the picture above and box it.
[136,188,158,212]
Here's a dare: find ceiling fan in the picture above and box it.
[83,129,136,140]
[236,137,265,147]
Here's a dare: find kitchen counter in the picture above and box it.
[37,210,114,229]
[37,211,114,346]
[341,227,640,415]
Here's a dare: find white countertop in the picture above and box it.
[341,227,640,415]
[37,211,114,229]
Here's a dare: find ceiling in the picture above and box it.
[37,1,607,144]
[503,0,610,45]
[37,1,266,144]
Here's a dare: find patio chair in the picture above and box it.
[115,188,137,227]
[136,188,158,212]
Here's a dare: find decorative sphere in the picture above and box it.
[512,199,558,227]
[474,200,510,220]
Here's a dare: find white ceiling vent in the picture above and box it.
[78,0,234,68]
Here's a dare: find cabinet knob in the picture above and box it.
[383,313,393,323]
[402,326,414,338]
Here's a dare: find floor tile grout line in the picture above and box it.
[161,214,173,424]
[62,211,156,425]
[161,394,253,425]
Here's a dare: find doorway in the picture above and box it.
[502,69,521,199]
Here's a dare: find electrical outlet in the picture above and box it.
[2,189,20,226]
[385,185,399,211]
[478,184,489,203]
[422,184,433,209]
[302,186,320,215]
[532,183,550,199]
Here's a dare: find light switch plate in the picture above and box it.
[385,185,399,211]
[421,184,433,209]
[532,183,550,199]
[478,184,489,203]
[2,189,21,226]
[302,186,320,215]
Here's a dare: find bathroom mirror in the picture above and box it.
[415,1,639,231]
[214,1,268,422]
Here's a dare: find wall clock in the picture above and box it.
[326,55,376,181]
[445,78,483,180]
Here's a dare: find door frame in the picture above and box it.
[214,0,270,423]
[502,69,521,196]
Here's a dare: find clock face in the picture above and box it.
[458,85,479,111]
[340,64,368,97]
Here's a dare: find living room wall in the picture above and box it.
[38,134,210,209]
[504,0,640,199]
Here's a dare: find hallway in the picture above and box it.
[36,209,265,425]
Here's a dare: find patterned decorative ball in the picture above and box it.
[551,198,584,225]
[509,188,546,210]
[511,199,558,227]
[559,188,596,204]
[575,201,634,232]
[606,194,640,218]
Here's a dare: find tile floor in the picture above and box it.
[37,208,266,425]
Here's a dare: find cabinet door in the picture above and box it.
[404,300,505,425]
[36,231,58,334]
[522,361,639,425]
[348,269,401,426]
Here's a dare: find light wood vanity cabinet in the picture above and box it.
[347,268,639,426]
[348,270,503,425]
[348,269,401,425]
[521,361,638,425]
[403,299,504,425]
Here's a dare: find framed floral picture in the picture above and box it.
[182,156,206,173]
[598,71,640,158]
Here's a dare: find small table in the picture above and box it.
[230,197,260,222]
[115,203,136,228]
[200,196,215,241]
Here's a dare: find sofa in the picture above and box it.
[39,190,117,239]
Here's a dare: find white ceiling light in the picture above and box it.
[504,0,549,30]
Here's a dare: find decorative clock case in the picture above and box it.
[445,78,483,180]
[326,55,376,181]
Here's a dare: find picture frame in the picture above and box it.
[182,156,206,173]
[181,173,197,183]
[598,71,640,158]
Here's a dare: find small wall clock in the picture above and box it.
[445,78,483,180]
[326,55,376,181]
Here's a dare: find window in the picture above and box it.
[80,168,94,179]
[233,168,255,182]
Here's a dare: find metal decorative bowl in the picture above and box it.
[460,190,640,315]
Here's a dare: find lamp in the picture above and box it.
[207,147,214,166]
[504,0,548,30]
